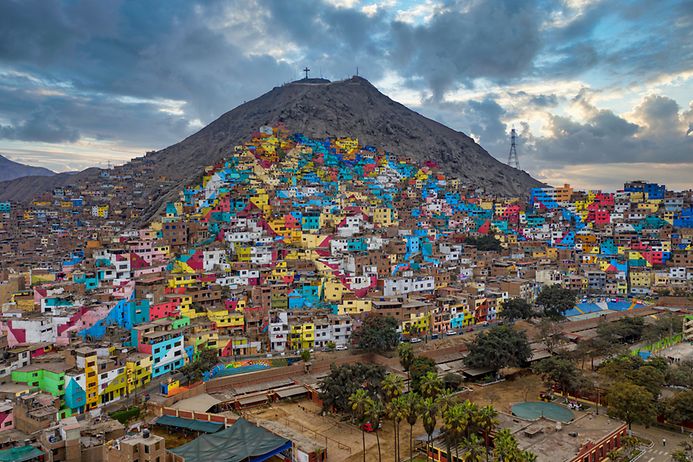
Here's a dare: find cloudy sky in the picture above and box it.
[0,0,691,190]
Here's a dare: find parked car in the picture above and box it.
[410,337,422,343]
[446,330,457,336]
[361,421,382,432]
[430,333,439,340]
[335,344,348,351]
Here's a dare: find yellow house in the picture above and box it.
[125,354,152,395]
[168,274,196,289]
[322,279,348,302]
[402,312,430,335]
[629,271,652,287]
[207,309,244,329]
[372,207,398,227]
[289,323,314,350]
[338,299,372,315]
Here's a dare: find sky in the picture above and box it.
[0,0,691,191]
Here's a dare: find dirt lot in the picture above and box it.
[245,400,428,462]
[240,374,546,461]
[465,373,545,413]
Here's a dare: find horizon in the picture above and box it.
[0,0,691,191]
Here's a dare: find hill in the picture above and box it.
[0,155,55,182]
[0,76,543,221]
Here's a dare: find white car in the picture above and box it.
[446,330,457,336]
[410,338,422,343]
[335,344,348,351]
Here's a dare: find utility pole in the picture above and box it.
[507,127,520,170]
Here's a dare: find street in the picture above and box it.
[633,424,692,462]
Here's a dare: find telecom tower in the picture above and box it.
[507,128,520,170]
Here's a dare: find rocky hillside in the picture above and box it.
[0,155,54,182]
[0,76,543,221]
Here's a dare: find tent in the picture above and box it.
[155,415,224,433]
[169,418,291,462]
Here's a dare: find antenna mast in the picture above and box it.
[507,128,520,170]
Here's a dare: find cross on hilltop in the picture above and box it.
[303,67,310,79]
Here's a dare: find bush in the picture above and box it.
[110,406,140,424]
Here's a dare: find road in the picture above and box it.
[632,424,692,462]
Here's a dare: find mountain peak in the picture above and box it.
[0,154,55,182]
[0,78,542,222]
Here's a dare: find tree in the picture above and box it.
[643,314,683,343]
[326,341,336,351]
[500,298,533,322]
[606,382,656,429]
[398,343,415,388]
[300,349,311,363]
[442,402,471,461]
[402,392,422,462]
[443,372,463,391]
[598,355,645,384]
[534,356,587,396]
[179,347,219,384]
[353,314,400,353]
[476,405,498,458]
[537,285,576,319]
[419,372,443,400]
[630,365,665,398]
[537,318,563,354]
[421,397,438,462]
[365,397,384,462]
[435,389,457,416]
[662,389,693,425]
[492,429,519,462]
[319,363,386,413]
[672,440,693,462]
[386,396,407,462]
[465,326,531,371]
[667,360,693,388]
[380,373,405,403]
[410,356,437,393]
[597,317,645,344]
[462,434,486,462]
[349,389,370,462]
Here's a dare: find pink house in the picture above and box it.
[0,401,13,432]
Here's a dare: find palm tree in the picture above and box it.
[442,403,470,462]
[387,395,407,462]
[476,405,499,460]
[462,434,486,462]
[520,450,538,462]
[349,389,370,462]
[419,371,443,400]
[403,392,423,461]
[366,398,384,462]
[461,400,480,438]
[435,389,457,415]
[491,428,515,461]
[381,372,405,403]
[421,397,438,462]
[398,343,415,389]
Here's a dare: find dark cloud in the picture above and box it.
[528,94,692,167]
[0,0,691,183]
[390,0,546,96]
[0,107,80,143]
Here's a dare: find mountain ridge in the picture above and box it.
[0,155,55,183]
[0,76,543,222]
